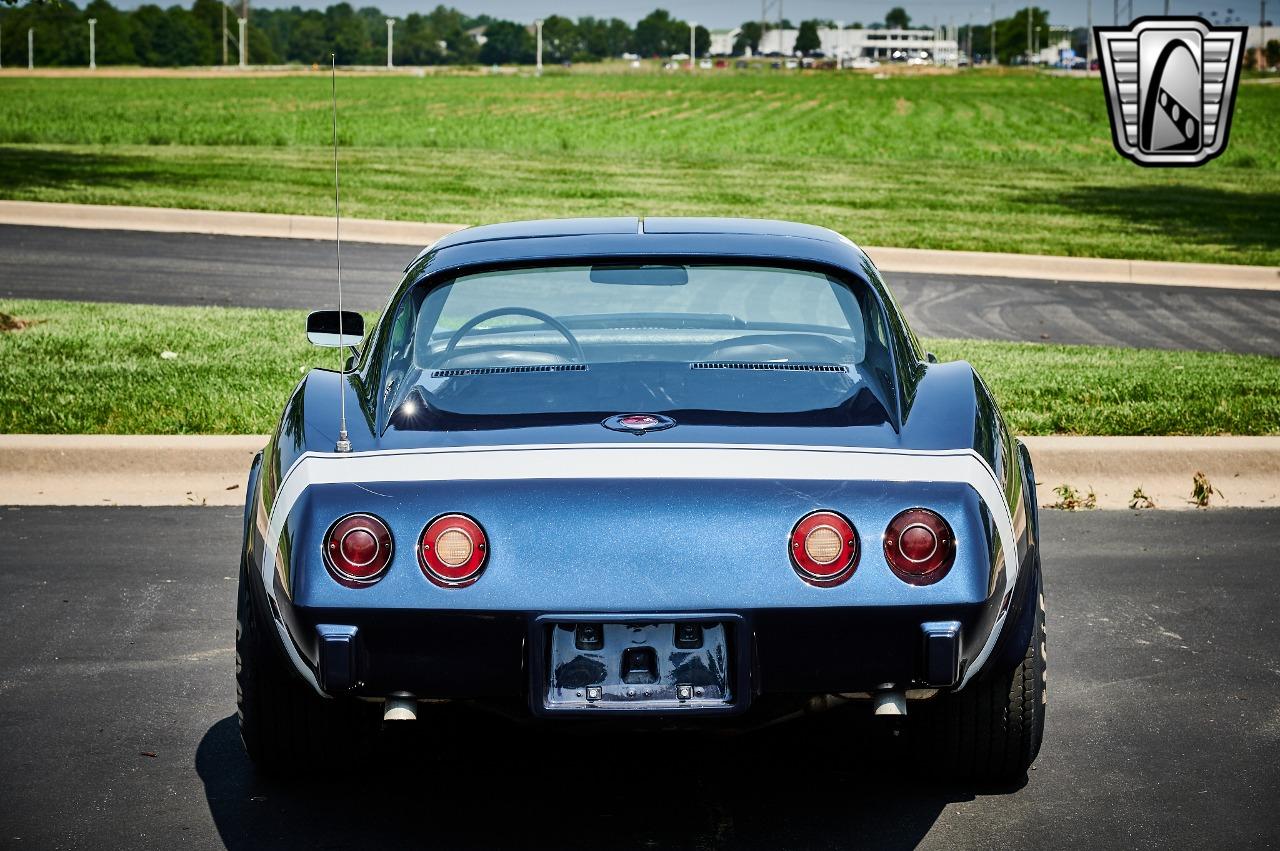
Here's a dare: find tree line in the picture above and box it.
[0,1,962,68]
[0,1,721,67]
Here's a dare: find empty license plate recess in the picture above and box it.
[533,615,746,714]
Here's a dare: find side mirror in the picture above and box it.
[307,310,364,349]
[925,351,939,364]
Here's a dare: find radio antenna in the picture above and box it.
[329,53,351,454]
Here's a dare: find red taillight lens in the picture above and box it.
[789,510,858,585]
[884,508,956,585]
[419,514,488,587]
[324,513,394,584]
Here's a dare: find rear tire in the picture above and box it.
[236,559,374,772]
[912,579,1047,784]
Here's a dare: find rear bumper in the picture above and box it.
[285,601,988,708]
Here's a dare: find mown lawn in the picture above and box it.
[2,299,1277,436]
[2,70,1278,264]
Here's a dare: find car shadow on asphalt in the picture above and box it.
[196,709,1020,849]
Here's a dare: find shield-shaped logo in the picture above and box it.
[1094,17,1246,167]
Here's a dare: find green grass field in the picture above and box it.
[3,300,1277,436]
[3,70,1279,264]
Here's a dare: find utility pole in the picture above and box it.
[222,3,227,65]
[836,20,844,67]
[1026,5,1032,65]
[88,18,97,69]
[689,20,696,70]
[1164,0,1170,14]
[385,18,394,69]
[534,19,543,75]
[991,4,997,65]
[240,0,248,66]
[28,27,33,70]
[1,25,4,71]
[1087,0,1094,68]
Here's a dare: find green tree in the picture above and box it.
[693,23,709,57]
[885,6,911,29]
[477,19,532,64]
[1266,39,1280,68]
[126,4,213,66]
[84,0,136,64]
[794,19,820,54]
[540,14,577,62]
[633,8,683,56]
[323,3,369,64]
[577,16,630,58]
[424,4,477,64]
[991,6,1049,64]
[733,20,762,53]
[285,9,328,65]
[394,13,441,65]
[246,19,275,63]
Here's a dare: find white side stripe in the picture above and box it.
[262,443,1018,693]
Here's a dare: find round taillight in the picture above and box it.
[324,513,394,585]
[789,510,858,585]
[419,514,488,587]
[884,508,956,585]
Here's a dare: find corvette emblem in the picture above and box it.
[1094,17,1246,167]
[602,413,676,434]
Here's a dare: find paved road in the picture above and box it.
[4,225,1280,355]
[1,506,1277,849]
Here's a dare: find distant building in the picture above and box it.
[710,26,960,65]
[709,28,739,57]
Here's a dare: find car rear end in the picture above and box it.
[263,445,1012,720]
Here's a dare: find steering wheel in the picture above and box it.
[443,307,586,363]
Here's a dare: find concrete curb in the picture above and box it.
[1,434,1276,509]
[0,200,465,247]
[3,200,1277,291]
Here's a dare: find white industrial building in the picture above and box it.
[709,26,961,64]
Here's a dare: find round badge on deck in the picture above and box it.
[602,413,676,435]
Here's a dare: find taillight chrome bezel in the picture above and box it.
[418,513,489,588]
[789,509,859,586]
[883,507,956,586]
[323,513,394,586]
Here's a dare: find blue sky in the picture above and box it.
[114,0,1263,30]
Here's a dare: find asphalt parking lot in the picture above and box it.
[1,506,1278,849]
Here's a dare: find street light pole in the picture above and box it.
[689,21,696,70]
[1087,0,1094,69]
[1261,2,1267,59]
[385,19,394,69]
[991,4,997,65]
[835,20,844,68]
[1026,5,1032,65]
[88,18,97,69]
[222,3,227,65]
[238,17,246,67]
[28,27,33,70]
[535,19,543,75]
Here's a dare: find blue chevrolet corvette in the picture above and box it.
[237,217,1046,781]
